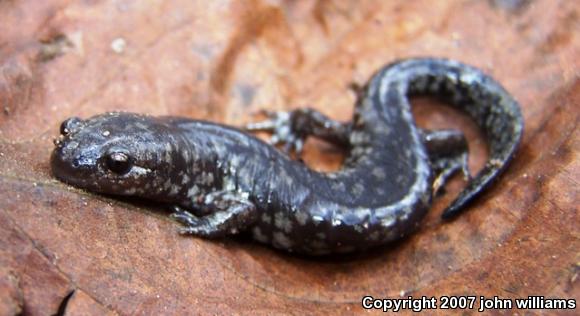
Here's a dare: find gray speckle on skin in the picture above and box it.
[294,211,309,225]
[182,149,190,163]
[169,185,180,196]
[205,173,214,185]
[372,167,387,180]
[252,227,269,243]
[273,231,293,249]
[50,58,523,255]
[330,181,345,191]
[352,182,365,197]
[187,185,199,198]
[274,212,293,233]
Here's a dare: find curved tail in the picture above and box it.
[380,58,524,219]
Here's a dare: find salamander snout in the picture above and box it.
[51,118,100,187]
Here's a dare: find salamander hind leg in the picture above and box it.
[421,129,472,196]
[245,108,351,155]
[170,191,258,238]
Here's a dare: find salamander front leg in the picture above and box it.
[245,108,351,155]
[170,205,201,226]
[170,191,258,238]
[421,129,472,196]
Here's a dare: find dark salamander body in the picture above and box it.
[52,58,523,255]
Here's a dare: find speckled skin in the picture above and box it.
[51,58,523,255]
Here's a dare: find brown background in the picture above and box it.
[0,0,578,315]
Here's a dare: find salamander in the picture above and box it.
[51,58,523,255]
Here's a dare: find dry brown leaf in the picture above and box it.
[1,0,578,314]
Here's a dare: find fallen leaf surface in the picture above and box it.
[0,0,578,315]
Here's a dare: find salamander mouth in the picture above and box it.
[50,146,96,188]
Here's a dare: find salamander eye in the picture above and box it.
[60,117,83,135]
[105,151,132,175]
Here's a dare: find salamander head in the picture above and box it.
[51,112,184,199]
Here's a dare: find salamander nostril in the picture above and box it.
[60,117,84,135]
